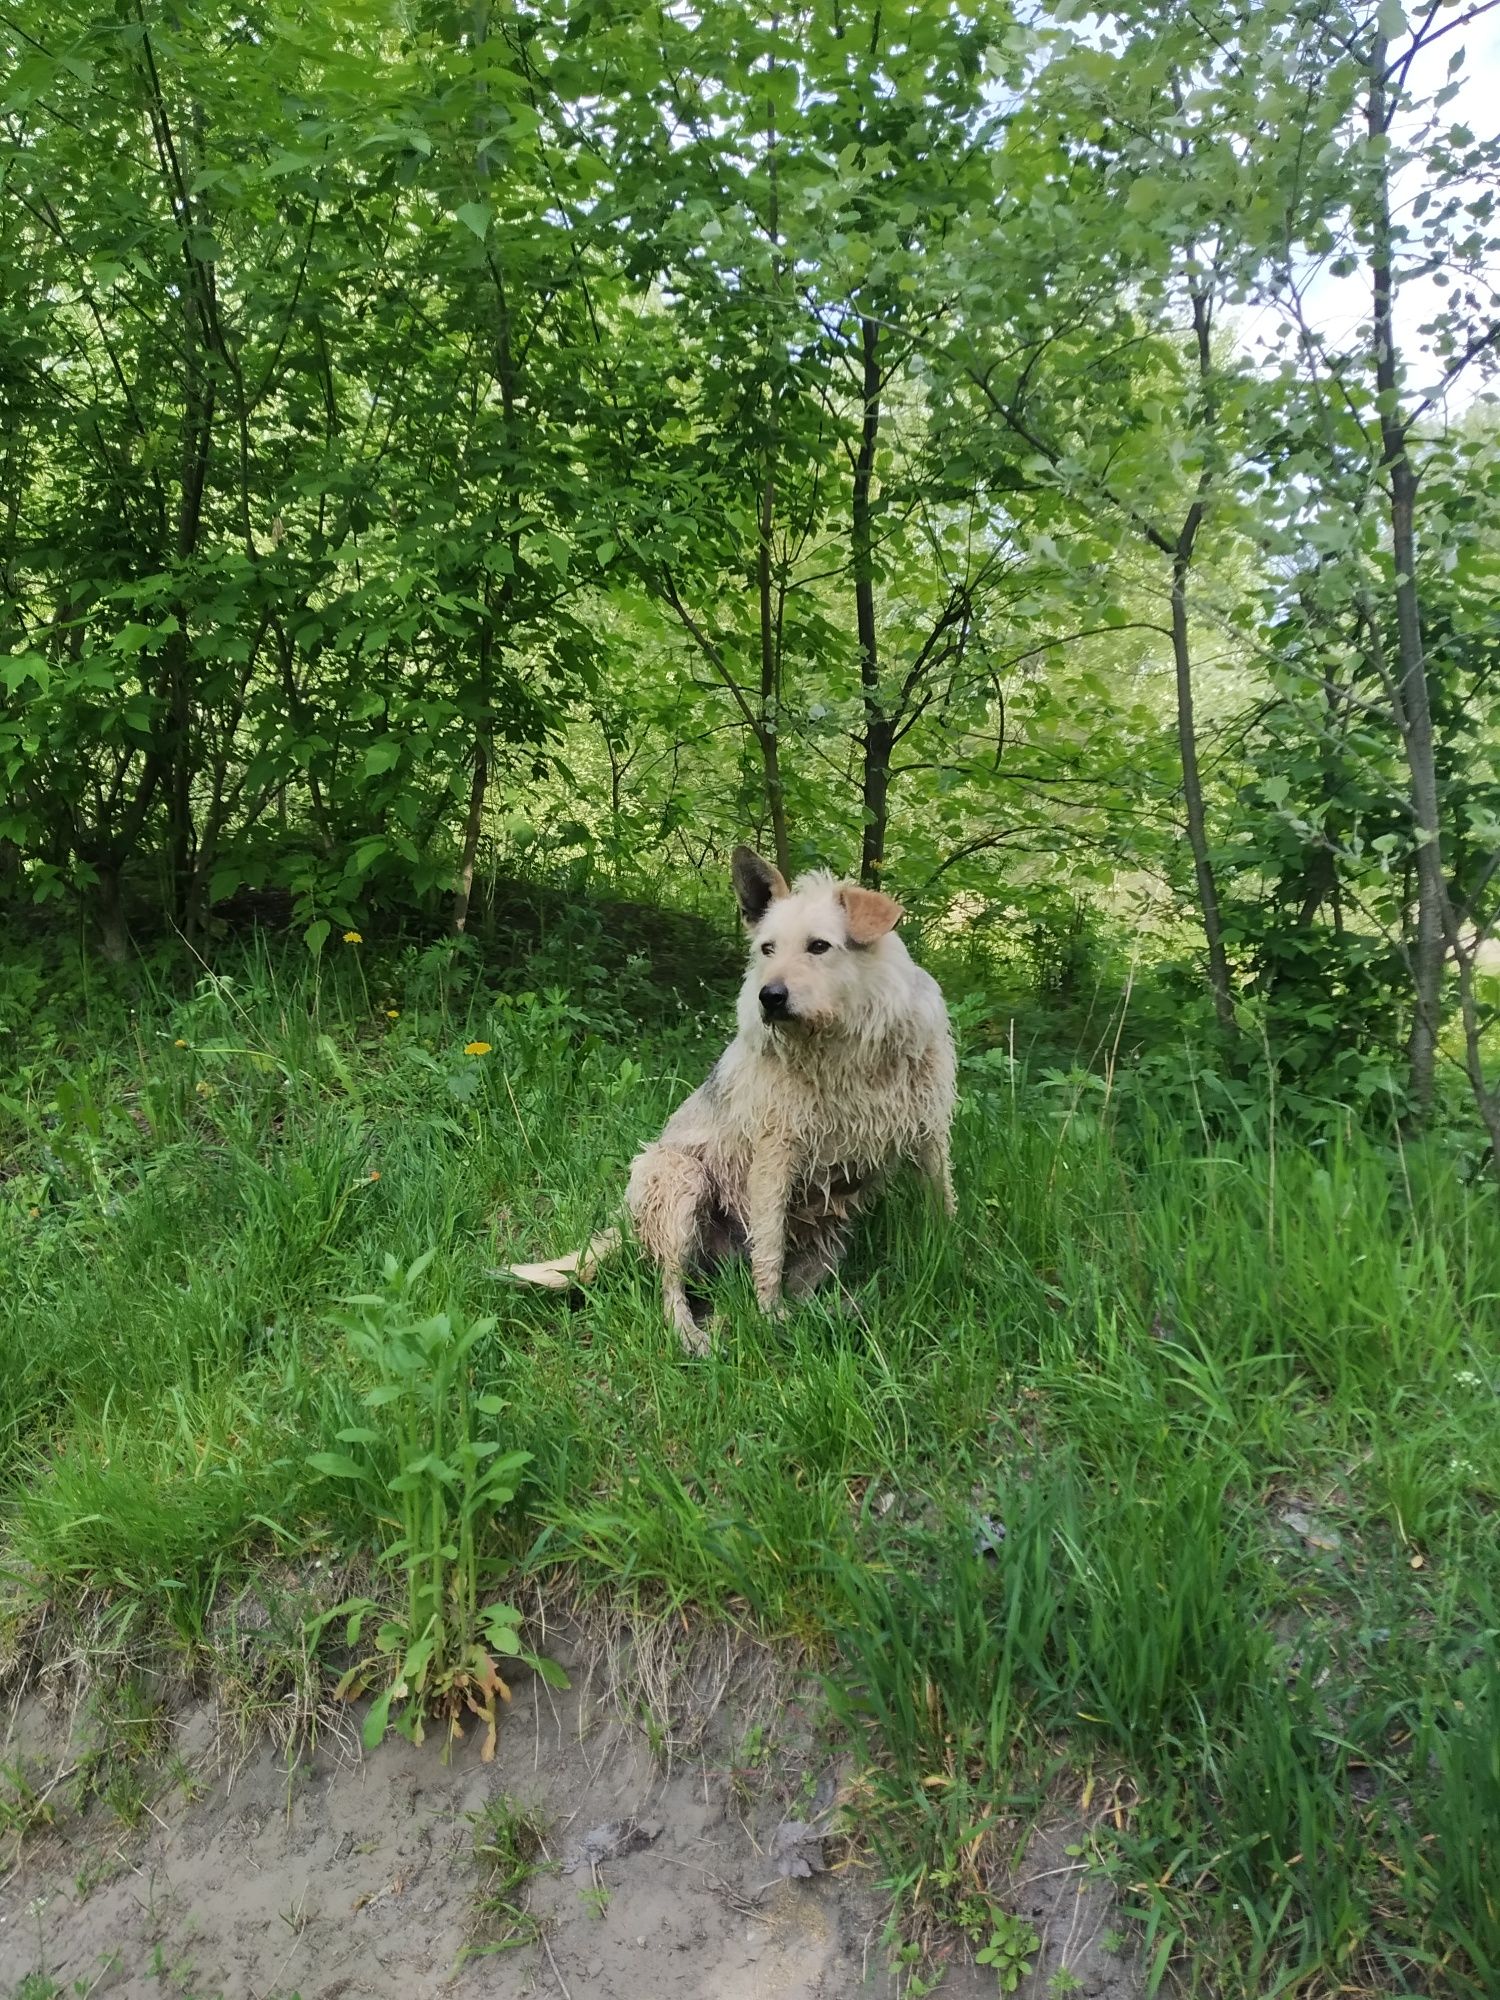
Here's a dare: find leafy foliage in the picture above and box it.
[4,1,1497,1135]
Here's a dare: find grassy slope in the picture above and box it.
[1,901,1497,1997]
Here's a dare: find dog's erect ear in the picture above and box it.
[731,846,789,926]
[837,883,904,945]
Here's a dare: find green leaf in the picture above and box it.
[304,919,331,958]
[456,201,492,241]
[1,654,49,694]
[307,1451,365,1480]
[362,1685,396,1750]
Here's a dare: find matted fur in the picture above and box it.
[623,852,956,1350]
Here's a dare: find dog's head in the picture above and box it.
[731,846,904,1035]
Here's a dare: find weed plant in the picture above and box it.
[307,1249,568,1757]
[462,1793,550,1958]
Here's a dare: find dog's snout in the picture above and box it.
[759,981,790,1020]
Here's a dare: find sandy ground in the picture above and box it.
[0,1634,1142,2000]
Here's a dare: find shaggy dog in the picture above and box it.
[510,847,956,1351]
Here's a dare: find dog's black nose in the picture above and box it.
[759,981,790,1020]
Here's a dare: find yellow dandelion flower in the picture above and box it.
[174,1038,188,1048]
[385,1009,400,1020]
[343,929,363,944]
[464,1040,493,1057]
[28,1206,40,1220]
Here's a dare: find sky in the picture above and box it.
[1254,5,1500,417]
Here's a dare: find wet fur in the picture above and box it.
[624,853,956,1350]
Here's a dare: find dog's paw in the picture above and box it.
[673,1306,713,1357]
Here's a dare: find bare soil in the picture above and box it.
[1,1633,1142,2000]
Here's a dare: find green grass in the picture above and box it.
[1,912,1497,1997]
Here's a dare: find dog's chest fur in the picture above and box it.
[675,1025,949,1194]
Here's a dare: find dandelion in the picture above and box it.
[343,929,363,944]
[174,1037,188,1048]
[28,1206,40,1220]
[368,1170,381,1182]
[465,1039,493,1056]
[386,1009,400,1020]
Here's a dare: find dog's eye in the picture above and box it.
[760,940,775,957]
[807,938,832,955]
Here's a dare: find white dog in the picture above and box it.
[510,848,956,1351]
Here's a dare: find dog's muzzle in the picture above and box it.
[759,981,791,1023]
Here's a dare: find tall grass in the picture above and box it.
[1,915,1497,1994]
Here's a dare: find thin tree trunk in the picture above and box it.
[756,464,792,881]
[97,863,129,964]
[853,316,891,885]
[1168,273,1235,1032]
[1170,537,1235,1031]
[457,0,515,932]
[1449,935,1500,1179]
[453,736,489,934]
[755,23,790,884]
[1369,40,1446,1119]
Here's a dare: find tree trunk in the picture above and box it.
[452,736,489,934]
[1369,41,1446,1120]
[757,37,790,885]
[96,863,129,963]
[758,724,792,884]
[756,462,791,881]
[852,316,890,885]
[1171,533,1236,1032]
[1168,271,1236,1033]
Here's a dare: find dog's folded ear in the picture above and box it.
[837,883,904,944]
[731,846,790,926]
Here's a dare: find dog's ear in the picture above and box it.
[731,846,789,926]
[837,883,904,945]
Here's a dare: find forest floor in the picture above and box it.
[1,892,1497,1997]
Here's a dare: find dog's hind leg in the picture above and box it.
[784,1223,851,1303]
[626,1143,715,1355]
[913,1131,957,1218]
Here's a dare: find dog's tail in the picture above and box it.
[505,1226,623,1292]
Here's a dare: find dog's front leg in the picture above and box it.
[746,1140,795,1314]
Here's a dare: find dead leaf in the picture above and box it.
[1279,1506,1342,1553]
[770,1819,827,1879]
[561,1817,664,1875]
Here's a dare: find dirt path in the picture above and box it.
[1,1643,1141,2000]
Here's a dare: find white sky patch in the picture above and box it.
[1246,9,1500,416]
